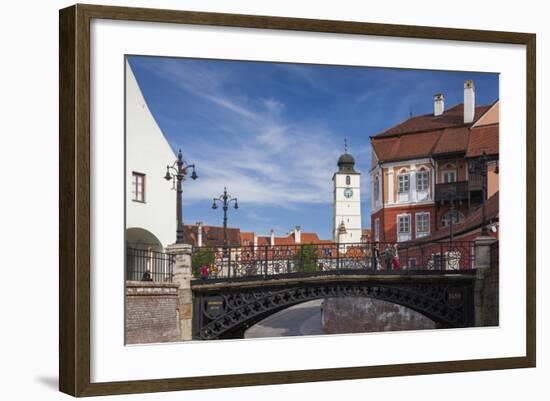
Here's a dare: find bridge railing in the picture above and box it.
[191,241,476,280]
[126,247,175,282]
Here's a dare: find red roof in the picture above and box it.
[374,104,492,138]
[372,103,498,162]
[466,124,499,157]
[432,127,471,155]
[255,232,331,246]
[183,225,241,247]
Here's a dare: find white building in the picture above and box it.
[332,151,362,244]
[125,61,177,252]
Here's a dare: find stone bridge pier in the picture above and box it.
[473,235,499,327]
[166,243,194,341]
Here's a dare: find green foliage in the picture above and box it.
[192,249,215,277]
[295,243,319,273]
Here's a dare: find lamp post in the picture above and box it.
[442,185,462,244]
[211,187,238,247]
[468,151,489,236]
[164,149,198,244]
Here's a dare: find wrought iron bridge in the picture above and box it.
[191,241,476,281]
[190,241,480,340]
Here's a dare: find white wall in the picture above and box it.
[0,1,547,401]
[333,173,362,243]
[126,62,177,249]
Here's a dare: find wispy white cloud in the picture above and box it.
[136,58,370,208]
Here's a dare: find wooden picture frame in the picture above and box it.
[59,3,536,397]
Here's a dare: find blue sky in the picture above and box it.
[128,56,499,240]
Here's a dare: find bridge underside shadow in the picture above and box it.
[192,275,475,340]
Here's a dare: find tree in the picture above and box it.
[295,243,319,273]
[192,248,215,277]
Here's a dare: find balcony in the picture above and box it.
[435,181,469,202]
[468,172,483,191]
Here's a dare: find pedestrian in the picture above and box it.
[383,245,393,271]
[200,264,209,279]
[372,242,380,270]
[391,243,401,270]
[141,270,152,281]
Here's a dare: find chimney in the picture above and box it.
[434,93,444,116]
[270,229,275,247]
[196,221,203,247]
[464,80,475,124]
[294,226,301,244]
[253,233,258,249]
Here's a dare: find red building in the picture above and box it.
[370,80,499,243]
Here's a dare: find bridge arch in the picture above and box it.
[192,278,474,340]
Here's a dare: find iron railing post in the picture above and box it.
[264,245,269,277]
[228,247,232,279]
[440,242,444,271]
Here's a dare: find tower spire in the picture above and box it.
[344,138,348,153]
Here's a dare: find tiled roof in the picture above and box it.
[466,124,499,157]
[183,225,241,247]
[371,102,498,162]
[372,130,442,162]
[432,127,471,155]
[374,104,492,138]
[254,232,331,246]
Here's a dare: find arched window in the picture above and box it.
[441,163,457,183]
[416,167,429,192]
[441,210,465,227]
[397,168,410,202]
[346,175,351,185]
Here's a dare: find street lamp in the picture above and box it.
[441,185,462,243]
[211,187,239,247]
[164,149,198,244]
[468,151,489,236]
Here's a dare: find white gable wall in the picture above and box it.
[126,61,177,249]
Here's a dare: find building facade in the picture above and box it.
[370,80,499,243]
[126,61,177,252]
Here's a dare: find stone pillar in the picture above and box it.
[474,235,497,269]
[166,243,194,341]
[473,235,498,326]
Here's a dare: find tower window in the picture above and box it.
[346,175,351,185]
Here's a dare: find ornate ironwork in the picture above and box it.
[192,278,475,340]
[191,241,476,281]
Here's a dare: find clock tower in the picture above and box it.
[333,147,362,244]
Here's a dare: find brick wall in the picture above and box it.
[372,204,436,243]
[125,281,180,344]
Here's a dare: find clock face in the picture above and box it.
[344,188,353,198]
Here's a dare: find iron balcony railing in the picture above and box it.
[435,181,469,202]
[126,247,174,282]
[468,172,484,191]
[191,241,477,281]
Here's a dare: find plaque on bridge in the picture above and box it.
[205,296,225,317]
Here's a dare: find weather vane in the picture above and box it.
[344,138,348,153]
